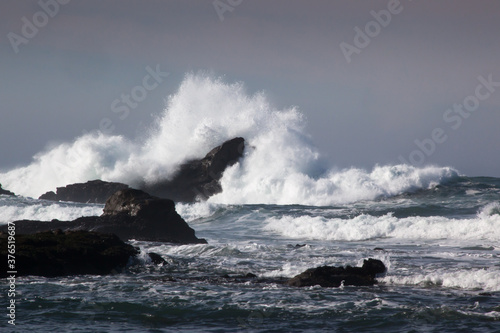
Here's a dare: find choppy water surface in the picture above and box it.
[2,176,500,332]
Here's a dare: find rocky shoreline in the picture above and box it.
[4,183,387,285]
[1,137,387,286]
[1,223,386,285]
[4,188,206,244]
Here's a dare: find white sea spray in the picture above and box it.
[0,74,459,205]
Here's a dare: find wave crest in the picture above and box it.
[1,73,458,204]
[264,211,500,241]
[211,164,458,206]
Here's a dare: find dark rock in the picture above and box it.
[0,184,15,196]
[148,252,167,265]
[0,230,139,277]
[39,191,57,201]
[222,272,257,279]
[36,138,245,204]
[219,272,259,284]
[2,189,207,244]
[39,179,129,204]
[102,188,174,217]
[286,258,387,288]
[144,137,245,202]
[95,188,206,244]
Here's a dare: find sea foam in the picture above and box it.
[264,204,500,242]
[1,73,458,205]
[380,267,500,292]
[0,198,103,224]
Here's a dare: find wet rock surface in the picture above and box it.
[0,230,139,277]
[286,258,387,287]
[2,189,206,244]
[144,137,245,202]
[39,179,129,204]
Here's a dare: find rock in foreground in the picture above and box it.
[94,188,206,243]
[286,258,386,287]
[0,230,139,277]
[39,179,129,203]
[4,189,206,244]
[144,137,245,202]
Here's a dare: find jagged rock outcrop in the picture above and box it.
[144,137,245,202]
[286,258,387,287]
[3,189,206,244]
[39,179,129,204]
[0,230,139,277]
[95,188,206,243]
[0,184,15,196]
[37,137,245,204]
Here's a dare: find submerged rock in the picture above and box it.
[147,252,168,265]
[3,189,206,244]
[286,258,386,288]
[0,230,139,277]
[144,137,245,202]
[39,179,129,204]
[0,184,15,196]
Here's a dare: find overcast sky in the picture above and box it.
[1,0,499,177]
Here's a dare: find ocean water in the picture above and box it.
[1,74,499,332]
